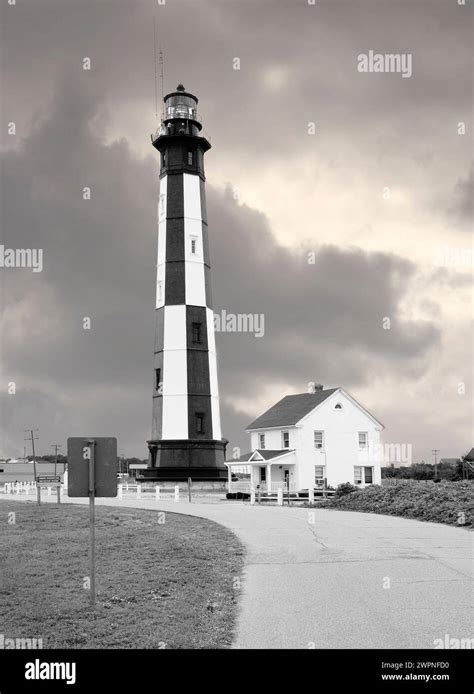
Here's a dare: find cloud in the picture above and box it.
[1,77,442,458]
[448,166,473,229]
[0,0,471,462]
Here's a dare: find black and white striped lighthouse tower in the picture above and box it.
[144,84,227,482]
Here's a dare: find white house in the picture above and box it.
[226,385,384,493]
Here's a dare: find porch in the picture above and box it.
[226,449,297,492]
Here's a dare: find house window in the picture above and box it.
[314,431,324,449]
[335,403,343,410]
[258,433,265,449]
[187,151,193,165]
[358,432,368,448]
[196,413,205,435]
[314,465,325,486]
[282,431,289,448]
[155,368,161,392]
[354,466,373,485]
[192,322,202,344]
[191,236,197,255]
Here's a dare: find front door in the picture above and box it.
[283,469,289,487]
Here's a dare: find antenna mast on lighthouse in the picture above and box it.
[159,47,165,121]
[153,16,165,125]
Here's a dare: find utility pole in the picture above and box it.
[24,429,39,480]
[51,444,62,477]
[432,449,440,480]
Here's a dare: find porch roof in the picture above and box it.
[226,449,295,465]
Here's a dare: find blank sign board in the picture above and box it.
[67,437,118,497]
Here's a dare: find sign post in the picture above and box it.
[36,475,62,505]
[67,437,117,608]
[87,439,96,607]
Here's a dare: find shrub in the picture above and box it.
[323,480,473,527]
[335,482,358,498]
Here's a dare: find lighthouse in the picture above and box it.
[142,85,228,483]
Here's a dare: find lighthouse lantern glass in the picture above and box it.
[166,94,198,121]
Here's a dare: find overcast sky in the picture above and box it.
[0,0,472,463]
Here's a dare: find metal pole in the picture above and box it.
[57,484,61,504]
[432,449,439,480]
[37,484,41,505]
[51,444,61,477]
[88,439,96,607]
[31,430,37,482]
[188,477,192,503]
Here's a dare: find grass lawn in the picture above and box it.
[0,500,244,649]
[318,480,473,527]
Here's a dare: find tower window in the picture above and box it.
[196,413,204,434]
[190,236,197,255]
[187,151,193,165]
[155,368,161,392]
[162,152,166,168]
[192,322,202,344]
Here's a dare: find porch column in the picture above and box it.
[266,464,272,493]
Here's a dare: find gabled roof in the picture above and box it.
[226,449,295,463]
[463,448,474,462]
[246,389,338,430]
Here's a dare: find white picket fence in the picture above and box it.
[118,484,181,503]
[1,481,66,497]
[1,481,187,504]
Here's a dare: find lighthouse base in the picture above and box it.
[140,438,228,482]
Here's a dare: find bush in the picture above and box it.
[335,482,358,498]
[323,480,473,526]
[226,492,250,500]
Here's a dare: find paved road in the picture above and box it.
[5,494,472,648]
